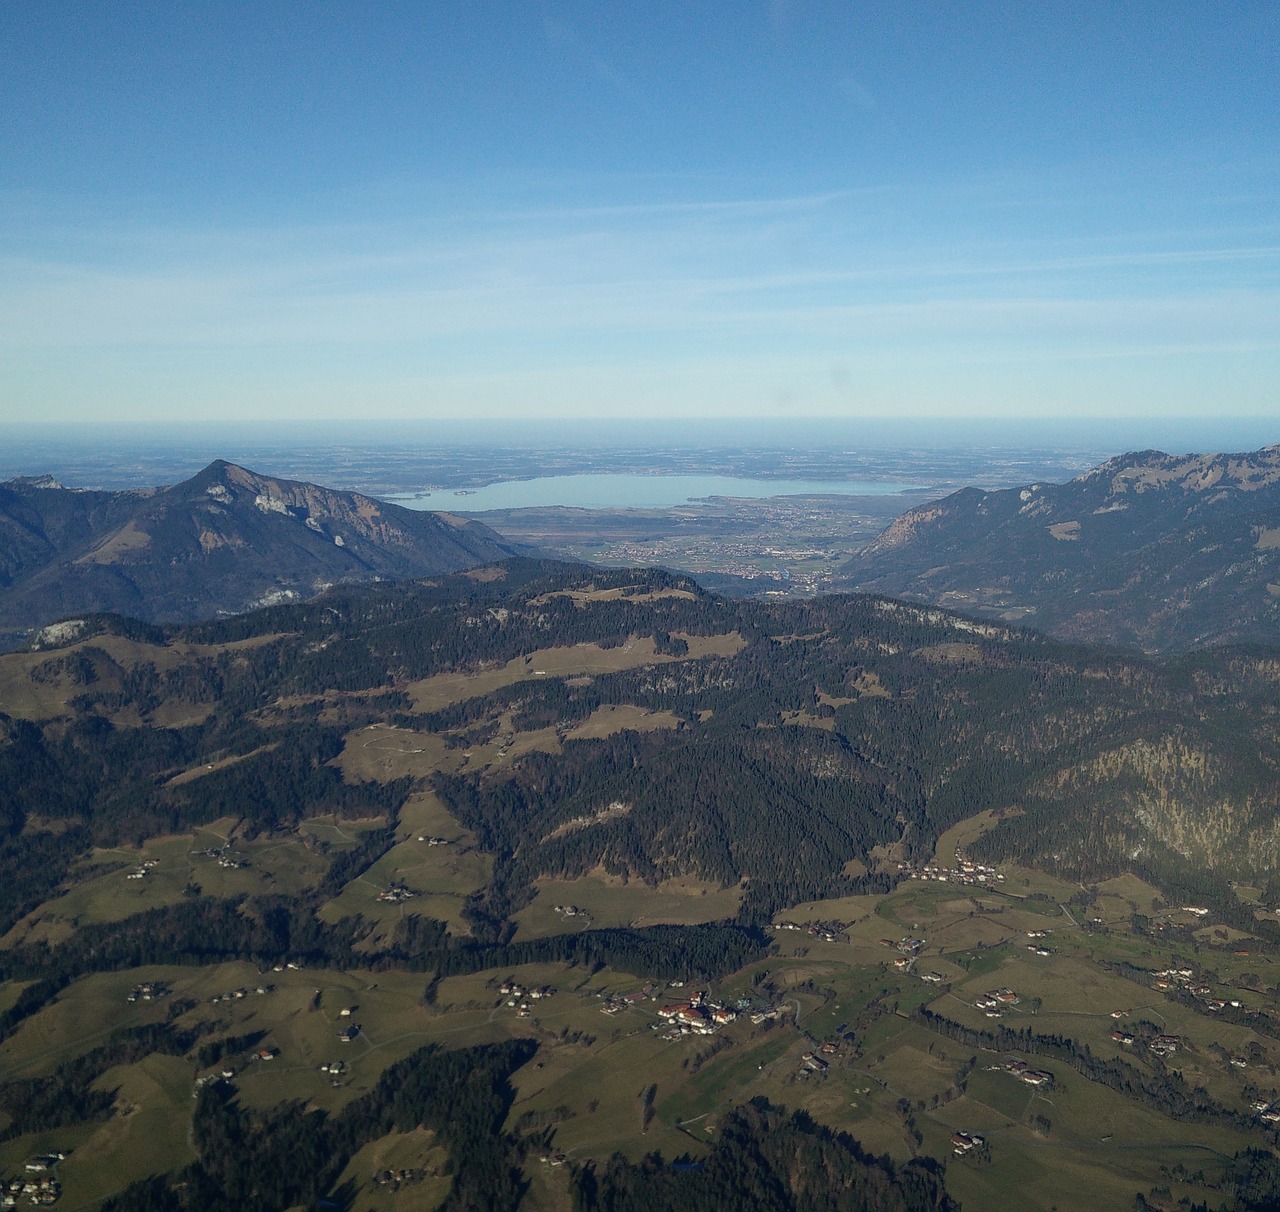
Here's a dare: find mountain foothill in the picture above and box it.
[841,444,1280,652]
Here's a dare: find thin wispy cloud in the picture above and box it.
[2,160,1276,420]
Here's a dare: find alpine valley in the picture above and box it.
[4,451,1280,1211]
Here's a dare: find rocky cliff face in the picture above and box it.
[841,445,1280,652]
[0,460,537,643]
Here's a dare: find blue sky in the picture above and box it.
[1,2,1277,427]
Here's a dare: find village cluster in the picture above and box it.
[991,1057,1054,1087]
[551,904,589,919]
[1107,1027,1182,1057]
[2,1157,65,1208]
[654,990,742,1037]
[974,988,1021,1017]
[191,1045,281,1097]
[376,882,416,904]
[881,936,924,972]
[1148,965,1242,1013]
[797,1042,839,1076]
[191,845,246,869]
[124,859,158,881]
[950,1130,985,1157]
[774,919,846,944]
[1025,928,1054,956]
[896,850,1004,887]
[207,982,272,1005]
[373,1166,429,1191]
[499,978,558,1019]
[125,980,169,1003]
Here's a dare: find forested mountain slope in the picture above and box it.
[3,560,1279,940]
[840,445,1280,652]
[6,561,1280,1209]
[0,460,534,646]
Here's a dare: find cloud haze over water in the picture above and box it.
[1,3,1276,426]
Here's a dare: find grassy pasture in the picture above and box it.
[520,1161,576,1212]
[318,837,491,935]
[512,873,743,940]
[931,808,1007,867]
[512,1028,708,1162]
[775,893,885,928]
[0,634,191,721]
[7,837,1280,1210]
[873,1041,965,1103]
[317,789,490,934]
[336,726,460,784]
[528,586,700,605]
[939,1056,1248,1212]
[3,823,329,945]
[0,632,281,722]
[58,1053,199,1200]
[331,1128,451,1212]
[660,1028,802,1133]
[0,965,209,1081]
[405,632,745,714]
[563,704,682,740]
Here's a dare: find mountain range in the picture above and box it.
[842,444,1280,652]
[0,460,533,648]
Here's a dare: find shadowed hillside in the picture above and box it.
[0,461,537,646]
[841,445,1280,652]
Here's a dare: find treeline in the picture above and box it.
[0,1019,206,1142]
[0,707,410,935]
[10,558,1280,1022]
[175,561,746,699]
[912,1007,1260,1134]
[100,1039,536,1211]
[436,922,770,982]
[572,1098,956,1212]
[0,894,766,1042]
[435,724,901,925]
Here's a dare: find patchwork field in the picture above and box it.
[7,783,1280,1212]
[512,873,744,940]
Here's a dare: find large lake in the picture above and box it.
[388,473,923,512]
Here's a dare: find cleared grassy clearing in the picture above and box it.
[5,846,1280,1211]
[316,790,489,935]
[512,873,743,940]
[3,825,328,945]
[50,1053,201,1203]
[405,632,745,714]
[1094,873,1165,916]
[318,838,491,936]
[332,1128,451,1212]
[164,744,277,786]
[528,586,700,605]
[0,632,282,722]
[335,726,459,784]
[563,704,682,740]
[775,893,884,927]
[931,809,1008,867]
